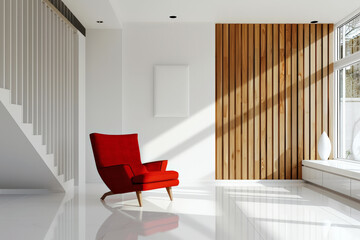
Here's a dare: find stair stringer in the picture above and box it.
[0,88,73,192]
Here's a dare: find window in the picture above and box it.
[338,14,360,59]
[337,62,360,159]
[336,13,360,160]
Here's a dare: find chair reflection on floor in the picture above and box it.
[96,201,179,240]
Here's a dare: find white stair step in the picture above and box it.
[4,104,22,120]
[20,123,33,135]
[0,88,10,102]
[57,174,65,183]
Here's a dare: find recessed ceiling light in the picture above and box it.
[311,20,318,23]
[96,20,103,24]
[169,16,177,19]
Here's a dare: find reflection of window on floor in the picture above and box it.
[337,14,360,160]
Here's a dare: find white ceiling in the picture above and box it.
[62,0,122,29]
[63,0,360,29]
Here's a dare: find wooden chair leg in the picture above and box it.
[166,187,173,201]
[100,191,113,201]
[136,191,143,207]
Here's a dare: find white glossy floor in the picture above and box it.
[1,181,360,240]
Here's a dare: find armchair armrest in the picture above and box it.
[143,160,168,172]
[98,164,135,193]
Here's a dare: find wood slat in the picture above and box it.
[266,24,273,179]
[215,24,223,179]
[229,24,236,179]
[310,24,316,160]
[279,24,285,179]
[241,24,248,179]
[316,24,322,160]
[260,24,267,179]
[235,24,242,179]
[254,24,260,179]
[322,25,328,135]
[273,24,279,179]
[285,24,292,179]
[304,24,310,160]
[328,24,334,158]
[298,24,304,178]
[222,24,229,179]
[248,24,254,179]
[291,24,297,179]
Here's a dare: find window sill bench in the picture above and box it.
[302,159,360,201]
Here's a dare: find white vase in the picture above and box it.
[318,131,331,160]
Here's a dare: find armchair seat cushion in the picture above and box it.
[132,171,179,184]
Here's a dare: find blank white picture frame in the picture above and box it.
[154,65,189,117]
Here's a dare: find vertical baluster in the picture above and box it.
[37,0,42,135]
[69,29,71,181]
[33,0,38,134]
[59,19,63,176]
[0,0,4,88]
[66,26,70,180]
[58,16,61,171]
[54,13,58,167]
[57,16,61,174]
[57,16,60,171]
[22,0,28,121]
[52,11,55,155]
[17,0,22,105]
[52,11,55,156]
[28,0,33,122]
[50,10,55,154]
[42,3,47,145]
[74,32,79,183]
[70,31,74,180]
[61,20,65,176]
[70,28,73,180]
[52,12,56,156]
[68,27,72,180]
[10,0,17,104]
[73,31,76,181]
[4,0,10,91]
[65,23,68,179]
[60,20,63,176]
[47,7,52,153]
[50,12,56,158]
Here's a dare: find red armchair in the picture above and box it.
[89,133,179,206]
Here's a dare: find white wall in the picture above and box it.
[122,23,215,182]
[86,29,122,182]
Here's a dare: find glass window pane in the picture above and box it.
[338,15,360,59]
[338,61,360,160]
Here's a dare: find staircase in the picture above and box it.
[0,88,73,191]
[0,0,78,192]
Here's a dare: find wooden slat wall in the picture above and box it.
[215,23,334,180]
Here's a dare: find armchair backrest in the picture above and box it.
[90,133,148,175]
